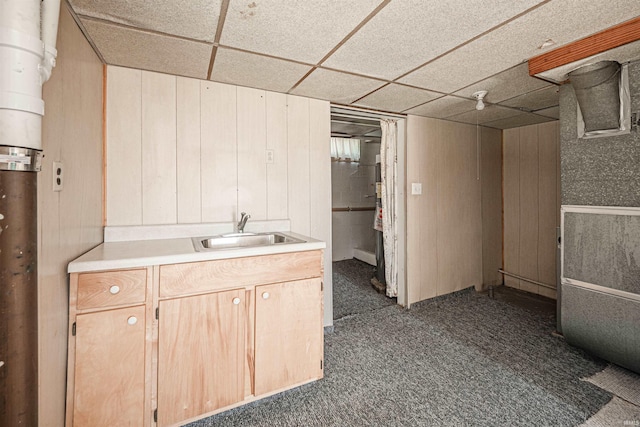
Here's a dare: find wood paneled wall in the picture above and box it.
[406,116,500,304]
[503,121,560,298]
[39,6,104,426]
[105,66,333,325]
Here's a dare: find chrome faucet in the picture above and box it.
[237,212,250,233]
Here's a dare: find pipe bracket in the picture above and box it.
[0,146,42,172]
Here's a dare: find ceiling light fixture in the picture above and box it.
[538,39,556,49]
[473,90,488,111]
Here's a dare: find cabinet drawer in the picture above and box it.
[77,269,147,310]
[159,250,323,298]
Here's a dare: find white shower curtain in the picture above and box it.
[380,119,398,297]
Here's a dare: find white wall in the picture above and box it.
[331,141,379,261]
[39,6,104,426]
[105,66,333,325]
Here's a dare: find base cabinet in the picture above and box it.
[67,250,323,427]
[255,278,324,396]
[157,289,246,426]
[73,305,146,426]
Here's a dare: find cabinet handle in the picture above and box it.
[109,285,120,295]
[127,316,138,325]
[262,292,270,300]
[232,297,241,305]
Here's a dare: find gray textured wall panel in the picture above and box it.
[560,60,640,207]
[562,284,640,373]
[564,212,640,295]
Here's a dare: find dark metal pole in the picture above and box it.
[0,147,41,427]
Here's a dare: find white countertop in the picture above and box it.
[68,231,325,273]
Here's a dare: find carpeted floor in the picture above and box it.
[188,262,613,427]
[332,259,395,320]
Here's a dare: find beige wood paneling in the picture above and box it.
[265,92,288,220]
[436,121,482,296]
[418,118,439,302]
[237,86,268,220]
[518,125,540,294]
[106,66,142,226]
[176,76,202,224]
[502,121,560,297]
[254,278,323,396]
[74,305,146,426]
[39,6,104,426]
[308,98,332,326]
[538,121,558,287]
[287,95,311,235]
[481,126,503,288]
[406,116,492,304]
[142,72,177,225]
[158,289,245,426]
[502,128,520,289]
[159,250,323,298]
[201,81,238,223]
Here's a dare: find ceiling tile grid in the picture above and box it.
[446,104,521,126]
[290,68,387,105]
[68,0,640,129]
[219,0,384,64]
[70,0,221,42]
[210,48,313,93]
[353,83,442,113]
[483,112,555,129]
[323,0,545,80]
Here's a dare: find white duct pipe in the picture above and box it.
[0,0,60,151]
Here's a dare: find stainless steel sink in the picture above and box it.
[192,232,304,252]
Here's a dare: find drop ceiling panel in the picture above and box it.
[399,0,640,93]
[500,85,559,111]
[484,112,555,129]
[81,19,212,79]
[219,0,384,64]
[447,105,520,125]
[353,84,442,113]
[210,48,312,93]
[290,68,386,104]
[70,0,220,42]
[403,96,476,118]
[323,0,544,80]
[535,106,560,119]
[453,63,552,104]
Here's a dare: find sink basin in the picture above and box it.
[192,232,304,252]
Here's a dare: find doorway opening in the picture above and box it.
[329,106,407,320]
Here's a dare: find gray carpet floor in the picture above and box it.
[187,262,611,427]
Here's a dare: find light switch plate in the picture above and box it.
[53,161,63,192]
[411,182,422,195]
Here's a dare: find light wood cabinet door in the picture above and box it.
[73,305,146,426]
[254,278,323,396]
[157,289,246,426]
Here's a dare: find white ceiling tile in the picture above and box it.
[291,68,386,104]
[447,105,520,125]
[535,106,560,119]
[453,63,552,103]
[323,0,544,80]
[353,84,442,113]
[211,48,312,93]
[81,19,212,79]
[70,0,220,42]
[399,0,640,93]
[537,40,640,83]
[500,85,559,111]
[484,112,555,129]
[404,96,476,118]
[220,0,383,64]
